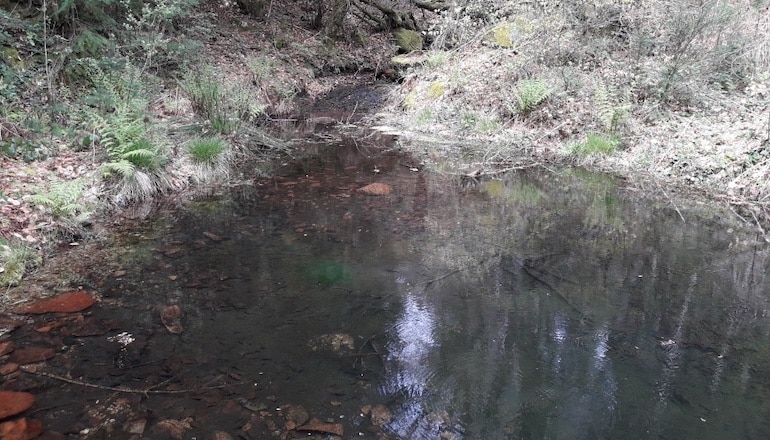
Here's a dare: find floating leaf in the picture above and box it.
[357,183,392,195]
[160,305,184,334]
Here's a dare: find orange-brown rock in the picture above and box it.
[15,291,96,314]
[296,418,343,437]
[9,347,55,365]
[0,391,35,419]
[0,363,19,376]
[357,183,392,196]
[0,341,14,356]
[0,417,43,440]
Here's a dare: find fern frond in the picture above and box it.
[593,81,631,133]
[594,81,614,132]
[121,148,156,161]
[28,180,88,219]
[28,194,58,209]
[102,160,136,178]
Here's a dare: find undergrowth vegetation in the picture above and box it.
[28,179,90,221]
[383,0,770,224]
[0,240,41,287]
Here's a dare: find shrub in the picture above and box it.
[0,136,48,162]
[513,78,551,114]
[188,137,226,164]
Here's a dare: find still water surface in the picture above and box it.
[36,131,770,439]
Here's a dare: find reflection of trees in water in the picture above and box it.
[193,143,770,438]
[381,169,770,439]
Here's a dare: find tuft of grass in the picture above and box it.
[0,241,41,287]
[395,28,423,52]
[417,108,433,124]
[570,133,621,156]
[513,78,551,115]
[461,112,501,133]
[402,90,418,110]
[188,137,226,164]
[426,51,449,68]
[490,23,514,48]
[427,81,446,99]
[183,69,266,133]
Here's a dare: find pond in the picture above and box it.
[6,125,770,439]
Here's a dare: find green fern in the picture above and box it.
[74,67,163,172]
[102,160,136,178]
[28,179,89,219]
[514,79,551,114]
[594,81,630,133]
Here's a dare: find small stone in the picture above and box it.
[370,404,392,426]
[155,418,192,440]
[124,418,147,435]
[211,431,233,440]
[284,404,309,426]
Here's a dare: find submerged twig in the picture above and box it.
[21,366,242,395]
[422,268,461,292]
[508,264,589,319]
[655,181,685,223]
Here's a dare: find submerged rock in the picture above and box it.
[370,404,393,426]
[308,333,355,354]
[0,391,35,419]
[283,404,309,426]
[15,290,96,314]
[0,417,43,439]
[9,347,55,365]
[296,418,343,437]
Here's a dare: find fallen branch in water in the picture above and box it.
[21,365,242,395]
[424,268,461,287]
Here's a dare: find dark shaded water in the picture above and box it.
[13,129,770,439]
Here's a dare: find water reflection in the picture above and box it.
[42,140,770,439]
